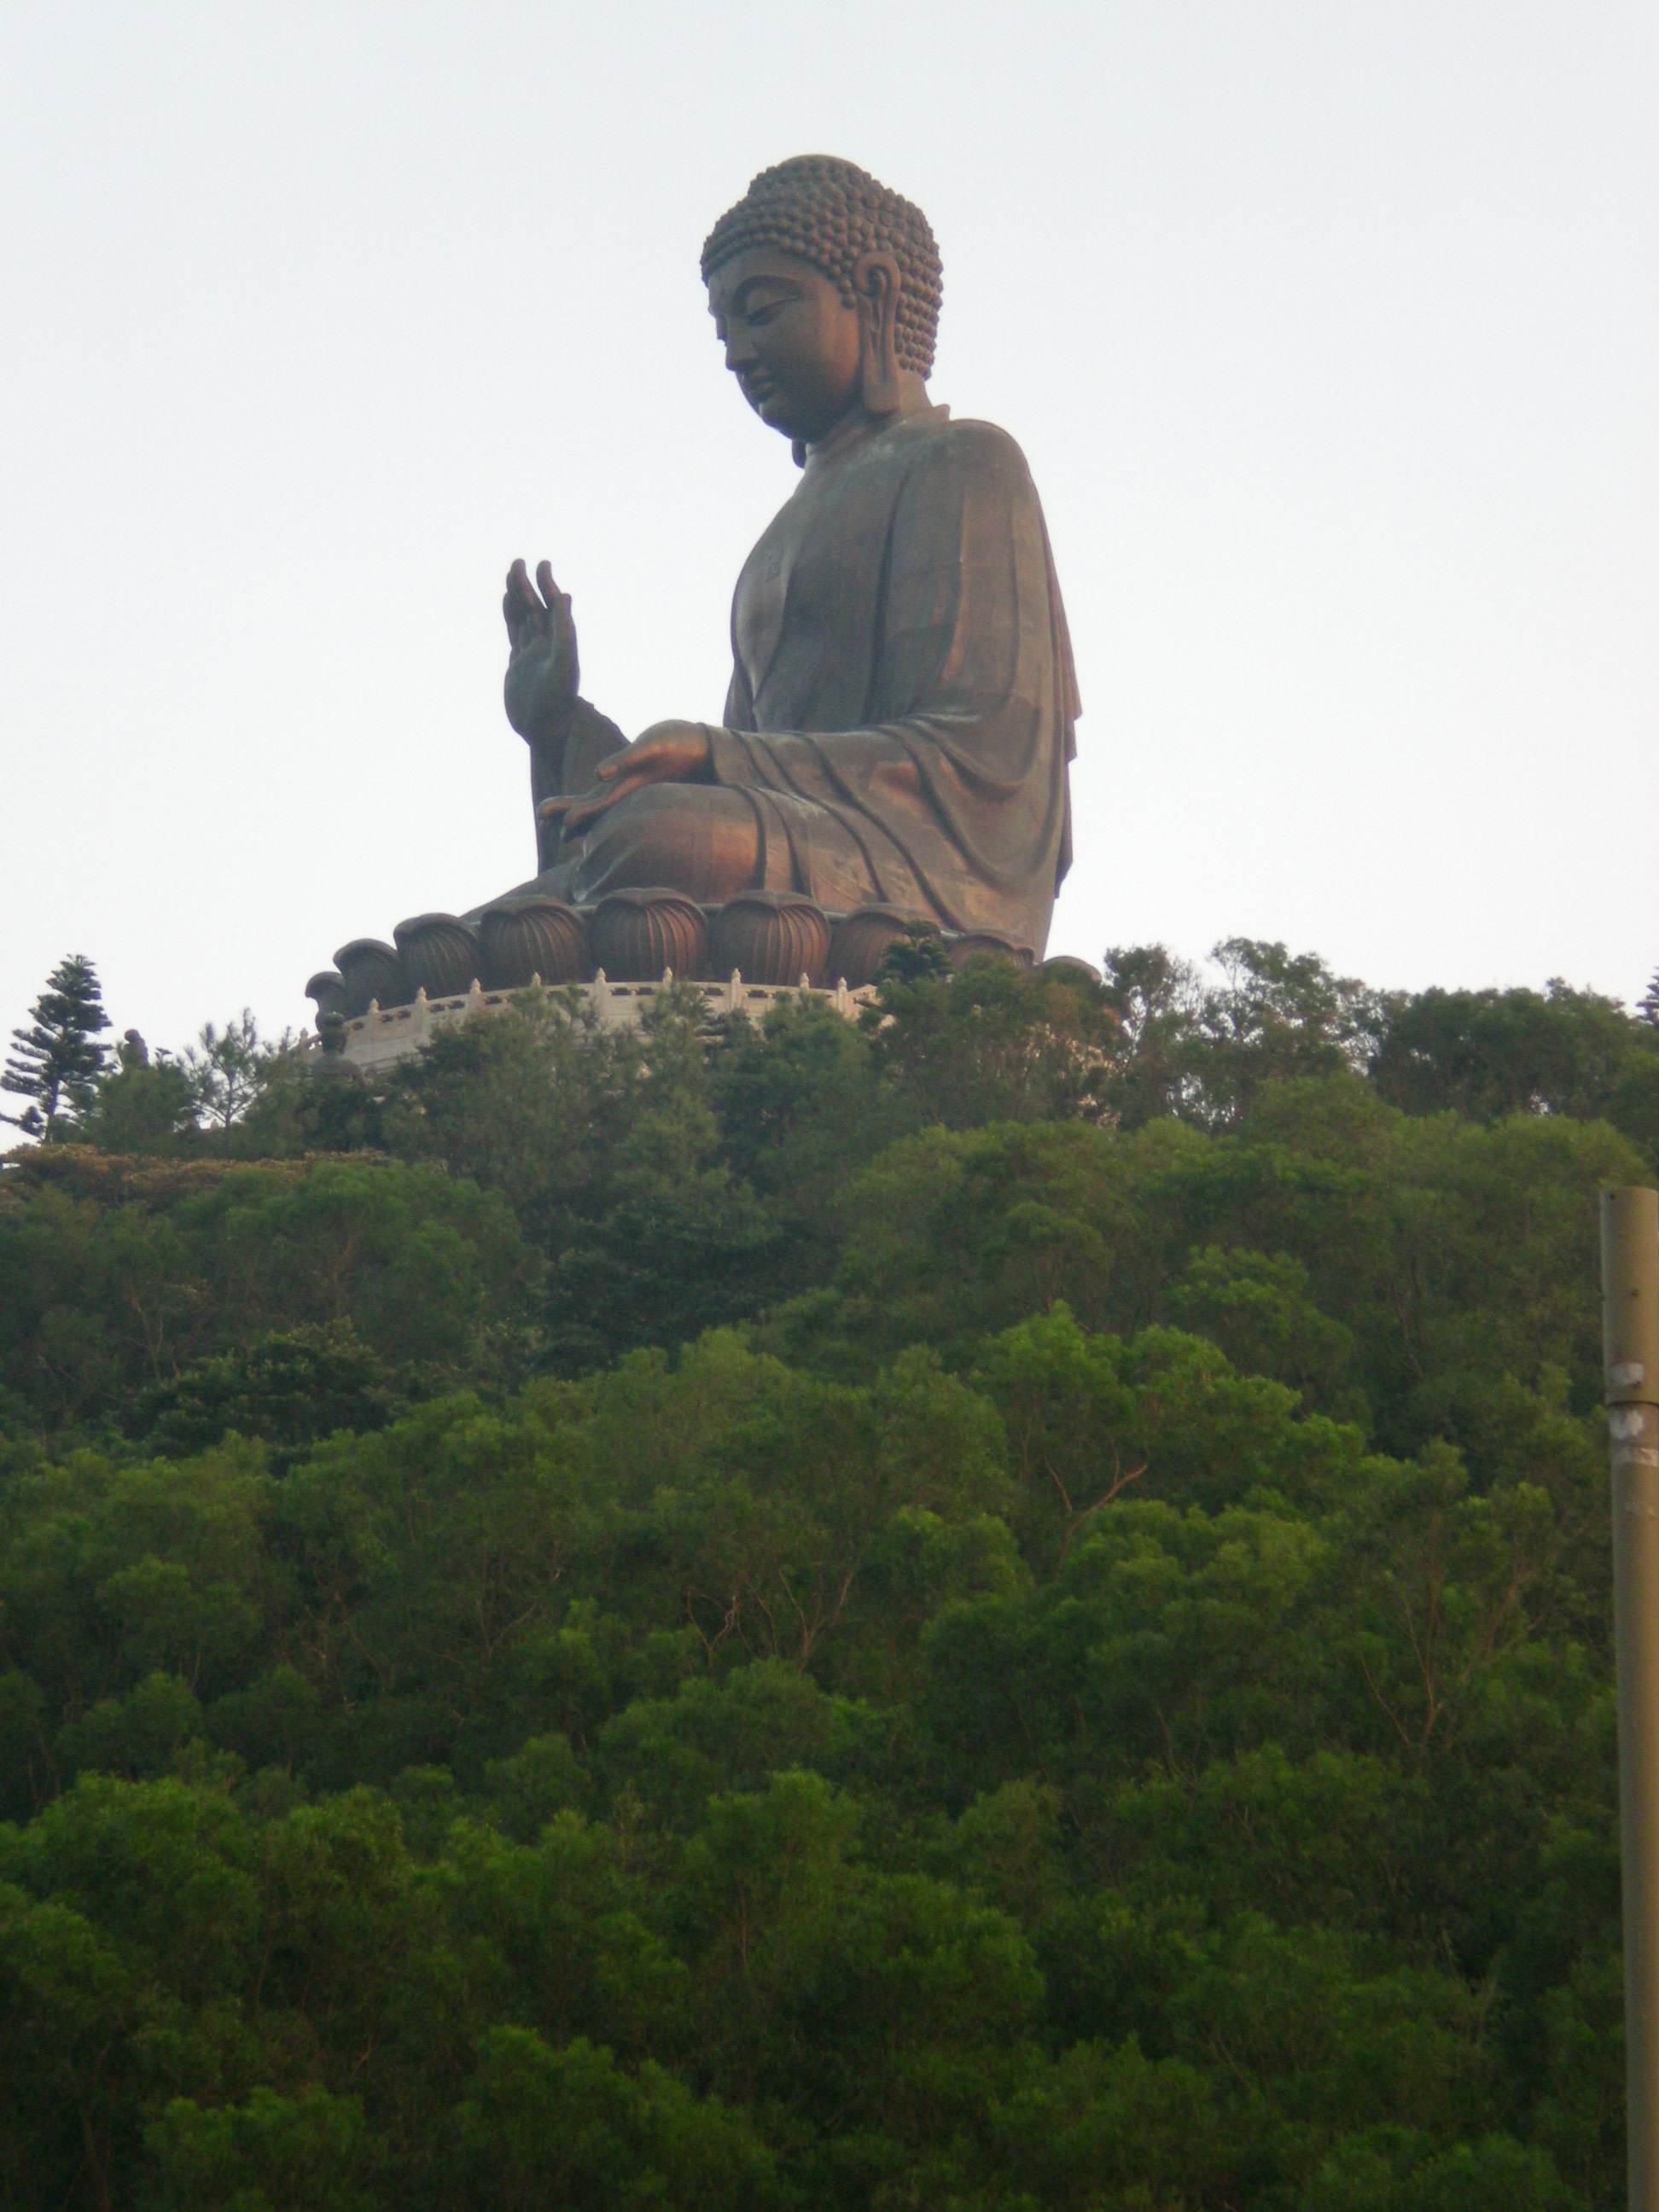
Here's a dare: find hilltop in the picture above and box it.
[0,941,1652,2209]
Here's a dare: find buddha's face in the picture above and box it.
[707,246,863,444]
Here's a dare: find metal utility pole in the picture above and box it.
[1603,1185,1659,2209]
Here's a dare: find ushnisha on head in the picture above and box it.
[702,155,942,453]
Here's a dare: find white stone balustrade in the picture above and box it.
[300,970,876,1072]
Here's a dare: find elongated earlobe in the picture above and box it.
[853,252,904,416]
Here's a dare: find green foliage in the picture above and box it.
[148,2086,376,2212]
[80,1036,199,1158]
[378,987,786,1371]
[450,2029,771,2212]
[1102,937,1388,1129]
[74,1013,291,1162]
[868,953,1120,1127]
[1373,980,1659,1158]
[0,1150,538,1433]
[3,955,111,1138]
[133,1321,399,1465]
[0,934,1653,2205]
[183,1011,288,1132]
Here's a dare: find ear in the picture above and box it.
[853,251,904,416]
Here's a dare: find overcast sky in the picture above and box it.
[2,3,1655,1052]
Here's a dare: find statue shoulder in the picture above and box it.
[901,412,1040,498]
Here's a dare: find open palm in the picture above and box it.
[503,558,579,740]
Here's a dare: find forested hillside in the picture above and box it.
[2,941,1656,2210]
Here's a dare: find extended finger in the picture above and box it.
[538,791,605,820]
[504,559,537,626]
[545,792,607,831]
[537,758,622,814]
[541,777,640,830]
[535,560,566,610]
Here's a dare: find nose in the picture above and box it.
[724,328,758,371]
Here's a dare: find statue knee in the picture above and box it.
[568,784,758,905]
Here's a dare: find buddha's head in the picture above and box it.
[701,156,942,450]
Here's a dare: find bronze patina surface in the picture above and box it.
[310,155,1080,1016]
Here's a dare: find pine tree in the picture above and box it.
[1,955,111,1138]
[185,1009,283,1130]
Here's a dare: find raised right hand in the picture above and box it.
[503,558,579,741]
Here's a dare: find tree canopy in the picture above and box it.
[0,938,1651,2208]
[2,954,110,1139]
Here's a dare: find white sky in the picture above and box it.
[2,3,1655,1052]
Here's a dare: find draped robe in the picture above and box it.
[525,402,1080,955]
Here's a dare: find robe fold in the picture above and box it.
[530,402,1079,954]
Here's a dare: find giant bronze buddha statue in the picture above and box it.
[313,156,1080,1019]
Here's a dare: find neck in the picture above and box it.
[796,377,932,467]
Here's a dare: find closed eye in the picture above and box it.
[735,281,801,323]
